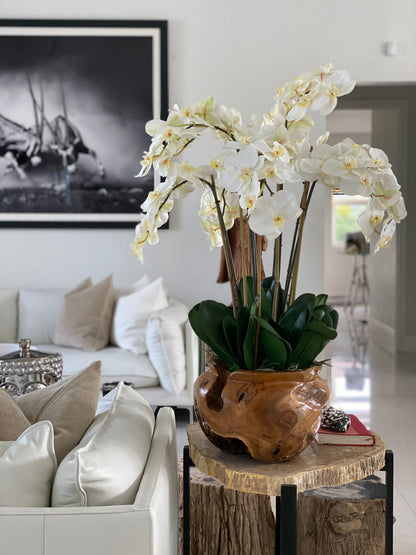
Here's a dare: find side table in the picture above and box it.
[183,423,393,555]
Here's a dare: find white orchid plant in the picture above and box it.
[134,64,407,372]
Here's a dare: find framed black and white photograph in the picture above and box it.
[0,19,168,227]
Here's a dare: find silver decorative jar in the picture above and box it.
[0,339,63,396]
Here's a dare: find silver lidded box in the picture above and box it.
[0,338,63,396]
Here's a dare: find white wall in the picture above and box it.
[0,1,415,307]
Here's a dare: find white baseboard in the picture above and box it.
[368,318,396,355]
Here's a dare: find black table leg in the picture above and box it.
[381,449,394,555]
[183,445,194,555]
[276,485,298,555]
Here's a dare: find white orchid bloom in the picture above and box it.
[311,70,355,116]
[296,140,341,188]
[357,197,386,241]
[387,195,407,222]
[221,145,263,206]
[199,187,235,249]
[248,190,302,240]
[372,173,402,207]
[374,217,396,253]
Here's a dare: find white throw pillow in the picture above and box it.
[113,274,150,302]
[110,274,150,344]
[146,300,189,394]
[18,289,66,344]
[111,277,169,354]
[52,383,155,507]
[0,421,57,507]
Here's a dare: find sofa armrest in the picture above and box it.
[134,406,178,554]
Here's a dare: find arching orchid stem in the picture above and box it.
[249,229,257,288]
[239,207,248,307]
[272,184,283,321]
[254,234,263,366]
[272,235,281,321]
[288,181,312,306]
[209,177,240,315]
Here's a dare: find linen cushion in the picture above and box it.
[146,300,188,394]
[0,388,31,440]
[54,276,114,351]
[0,421,57,507]
[111,277,169,354]
[18,288,67,344]
[16,361,102,463]
[0,288,18,342]
[52,383,155,507]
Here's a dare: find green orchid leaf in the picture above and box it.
[305,320,338,341]
[312,308,325,321]
[222,315,242,368]
[238,276,255,308]
[297,333,326,369]
[243,315,258,369]
[259,328,287,369]
[289,331,324,369]
[189,301,237,367]
[237,307,250,364]
[314,294,328,308]
[279,293,315,330]
[328,308,339,329]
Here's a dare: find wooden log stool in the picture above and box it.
[179,460,389,555]
[178,456,275,555]
[298,475,388,555]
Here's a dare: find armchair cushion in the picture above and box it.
[52,383,155,507]
[0,421,56,507]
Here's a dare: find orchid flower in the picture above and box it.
[248,189,302,240]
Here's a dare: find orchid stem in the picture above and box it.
[239,208,248,307]
[272,235,281,321]
[254,235,263,366]
[209,177,239,316]
[288,182,312,306]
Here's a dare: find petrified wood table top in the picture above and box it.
[187,423,386,496]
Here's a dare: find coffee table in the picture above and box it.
[183,422,393,555]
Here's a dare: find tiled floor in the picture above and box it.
[176,305,416,554]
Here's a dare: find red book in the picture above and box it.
[317,414,375,446]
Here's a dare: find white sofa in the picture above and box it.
[0,403,179,555]
[0,287,199,418]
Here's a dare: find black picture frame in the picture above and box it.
[0,19,168,228]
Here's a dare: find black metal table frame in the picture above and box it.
[183,446,394,555]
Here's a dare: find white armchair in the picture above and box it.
[0,407,178,555]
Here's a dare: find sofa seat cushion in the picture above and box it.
[37,345,160,389]
[52,383,155,507]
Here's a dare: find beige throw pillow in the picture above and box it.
[15,361,102,463]
[0,389,31,440]
[54,276,114,351]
